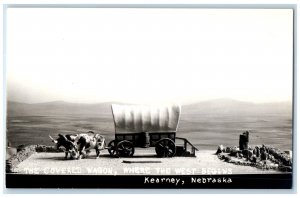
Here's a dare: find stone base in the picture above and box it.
[216,145,292,172]
[6,145,65,173]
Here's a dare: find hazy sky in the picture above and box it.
[6,8,293,104]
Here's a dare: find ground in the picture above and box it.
[13,148,281,175]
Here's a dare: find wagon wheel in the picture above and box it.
[155,138,176,157]
[116,140,135,157]
[108,140,118,157]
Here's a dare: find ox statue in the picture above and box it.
[49,134,78,159]
[49,132,106,160]
[74,133,106,159]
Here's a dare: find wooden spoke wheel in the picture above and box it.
[116,140,135,157]
[108,140,118,157]
[155,138,176,157]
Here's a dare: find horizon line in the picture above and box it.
[7,98,293,106]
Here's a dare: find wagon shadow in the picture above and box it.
[100,154,159,158]
[37,156,74,161]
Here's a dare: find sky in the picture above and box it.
[6,8,293,104]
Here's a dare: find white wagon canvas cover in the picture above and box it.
[111,104,181,134]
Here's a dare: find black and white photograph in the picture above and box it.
[3,4,294,189]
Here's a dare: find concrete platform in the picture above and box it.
[13,149,281,175]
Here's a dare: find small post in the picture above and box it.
[239,131,249,150]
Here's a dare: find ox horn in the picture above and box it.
[49,135,58,144]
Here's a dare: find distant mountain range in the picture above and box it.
[182,98,292,115]
[6,99,292,117]
[7,101,113,116]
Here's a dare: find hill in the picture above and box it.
[7,101,112,116]
[182,98,292,115]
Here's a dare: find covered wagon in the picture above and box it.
[107,104,198,158]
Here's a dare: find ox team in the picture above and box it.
[49,131,106,159]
